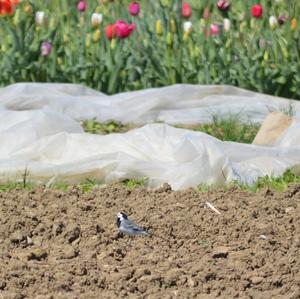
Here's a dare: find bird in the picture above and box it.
[116,212,149,237]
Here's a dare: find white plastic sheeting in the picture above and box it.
[0,82,300,190]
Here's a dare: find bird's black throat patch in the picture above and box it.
[116,217,121,228]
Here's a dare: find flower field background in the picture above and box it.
[0,0,299,98]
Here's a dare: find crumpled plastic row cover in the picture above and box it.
[0,83,299,190]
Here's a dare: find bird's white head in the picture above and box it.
[116,212,128,228]
[117,212,128,220]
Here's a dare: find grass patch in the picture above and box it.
[0,178,147,193]
[0,170,298,193]
[178,115,259,144]
[0,182,34,192]
[82,115,260,144]
[52,179,104,193]
[244,170,300,192]
[197,170,300,193]
[122,178,147,190]
[81,119,136,135]
[0,179,104,193]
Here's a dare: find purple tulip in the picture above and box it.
[217,0,230,12]
[41,41,52,57]
[278,15,287,25]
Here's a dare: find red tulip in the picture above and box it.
[106,24,116,40]
[182,2,191,18]
[129,1,140,16]
[251,4,263,18]
[0,0,18,15]
[115,20,136,39]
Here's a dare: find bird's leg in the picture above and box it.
[127,236,132,247]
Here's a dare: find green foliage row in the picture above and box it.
[0,0,299,98]
[0,170,299,193]
[82,115,259,144]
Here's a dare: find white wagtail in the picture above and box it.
[116,212,149,237]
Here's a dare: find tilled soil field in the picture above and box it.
[0,183,299,299]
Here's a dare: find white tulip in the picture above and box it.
[269,16,278,30]
[223,18,231,32]
[35,11,46,26]
[183,21,193,34]
[91,13,103,28]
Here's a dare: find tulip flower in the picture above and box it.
[277,15,286,25]
[170,19,176,33]
[269,16,278,30]
[115,20,136,39]
[0,0,18,15]
[35,11,46,26]
[223,18,231,32]
[182,2,191,18]
[166,32,172,46]
[85,34,91,48]
[291,18,297,31]
[251,4,263,18]
[156,20,163,35]
[183,21,192,34]
[110,38,117,50]
[40,41,52,57]
[77,0,87,12]
[217,0,230,12]
[106,24,116,40]
[203,7,210,20]
[129,1,140,16]
[91,13,103,28]
[93,29,101,42]
[0,1,13,16]
[23,3,33,14]
[210,23,220,36]
[199,18,206,29]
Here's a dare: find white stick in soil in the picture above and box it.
[205,201,221,215]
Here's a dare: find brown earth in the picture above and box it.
[0,183,300,299]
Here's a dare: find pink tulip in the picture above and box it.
[115,20,136,39]
[129,1,140,16]
[77,0,87,12]
[210,23,220,36]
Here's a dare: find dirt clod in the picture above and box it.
[250,276,264,285]
[59,245,78,259]
[10,230,26,244]
[27,248,48,261]
[212,246,229,258]
[0,184,299,298]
